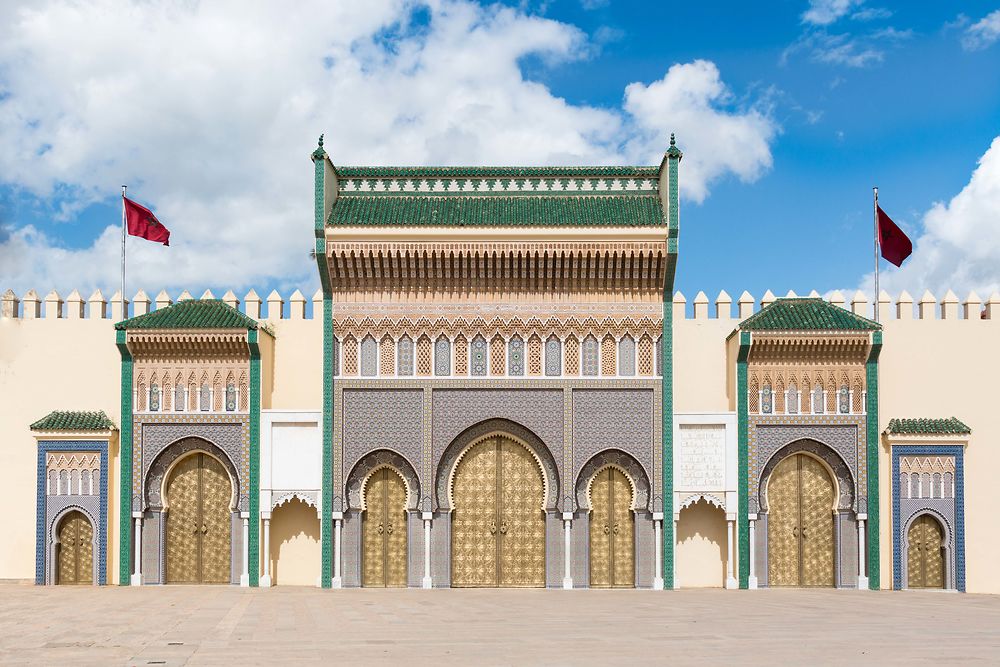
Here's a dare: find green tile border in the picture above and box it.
[248,328,261,587]
[116,328,133,586]
[313,137,334,589]
[661,138,681,589]
[866,330,882,590]
[737,331,751,589]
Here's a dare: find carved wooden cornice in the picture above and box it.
[747,333,871,365]
[126,330,250,360]
[323,241,668,300]
[332,314,663,340]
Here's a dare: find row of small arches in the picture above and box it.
[333,333,663,378]
[47,469,100,496]
[750,377,865,415]
[901,472,954,500]
[136,370,248,412]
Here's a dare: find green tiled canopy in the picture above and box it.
[327,194,665,228]
[739,298,880,332]
[30,411,117,431]
[335,165,660,179]
[115,299,258,331]
[887,417,971,435]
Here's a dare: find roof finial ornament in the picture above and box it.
[669,133,676,147]
[312,133,327,160]
[318,133,324,148]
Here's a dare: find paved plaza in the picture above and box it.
[1,585,999,666]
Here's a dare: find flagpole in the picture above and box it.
[122,185,127,319]
[873,186,879,323]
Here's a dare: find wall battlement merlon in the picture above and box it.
[4,287,999,323]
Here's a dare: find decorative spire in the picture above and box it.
[667,132,682,159]
[311,133,326,160]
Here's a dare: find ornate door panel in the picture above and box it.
[590,468,635,588]
[166,454,201,583]
[767,455,800,587]
[798,455,834,587]
[363,468,409,587]
[57,511,93,585]
[452,436,545,588]
[452,439,499,587]
[767,453,834,587]
[498,438,545,588]
[166,453,232,584]
[908,515,945,589]
[589,469,612,588]
[199,455,232,584]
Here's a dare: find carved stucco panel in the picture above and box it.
[342,389,423,488]
[572,389,654,488]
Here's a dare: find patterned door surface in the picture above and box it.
[363,468,408,587]
[767,453,835,587]
[165,453,232,584]
[57,511,93,585]
[452,436,545,587]
[589,468,635,588]
[907,515,945,589]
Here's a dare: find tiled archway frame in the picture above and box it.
[346,449,421,511]
[435,418,561,511]
[47,503,100,586]
[144,436,242,512]
[575,449,651,512]
[757,438,855,513]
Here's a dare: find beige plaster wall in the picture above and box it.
[675,499,728,587]
[673,317,733,413]
[0,317,121,583]
[260,318,321,410]
[268,498,321,586]
[879,317,1000,594]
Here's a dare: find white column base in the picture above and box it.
[563,577,573,589]
[857,575,869,590]
[130,573,143,586]
[748,575,758,589]
[653,576,664,590]
[260,574,272,587]
[331,577,343,589]
[422,576,433,589]
[240,574,249,587]
[726,577,738,589]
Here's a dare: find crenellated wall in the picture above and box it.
[2,286,999,591]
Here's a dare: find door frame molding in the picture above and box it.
[903,510,950,589]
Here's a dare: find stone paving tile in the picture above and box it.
[2,585,1000,665]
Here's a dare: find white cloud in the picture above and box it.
[783,31,884,67]
[622,61,778,202]
[961,9,1000,51]
[861,136,1000,298]
[851,7,891,21]
[0,0,778,296]
[802,0,863,26]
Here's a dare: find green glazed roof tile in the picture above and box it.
[31,410,117,431]
[327,195,665,228]
[115,299,258,331]
[739,298,880,332]
[886,417,971,435]
[335,165,659,179]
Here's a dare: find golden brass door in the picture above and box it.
[165,453,232,584]
[907,515,945,589]
[767,453,835,587]
[589,468,635,588]
[452,436,545,587]
[363,468,408,587]
[57,511,93,585]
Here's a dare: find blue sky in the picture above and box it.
[2,0,999,309]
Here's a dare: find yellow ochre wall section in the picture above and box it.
[1,291,998,593]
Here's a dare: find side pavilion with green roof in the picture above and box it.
[728,298,883,591]
[114,297,273,588]
[310,135,683,589]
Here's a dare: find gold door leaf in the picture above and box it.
[58,511,84,585]
[610,468,634,588]
[589,469,612,588]
[767,455,800,587]
[166,454,201,584]
[200,454,233,584]
[77,513,94,585]
[908,515,945,589]
[498,437,545,588]
[452,439,499,587]
[799,455,834,587]
[384,469,409,588]
[363,469,388,587]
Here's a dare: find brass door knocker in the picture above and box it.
[489,520,497,535]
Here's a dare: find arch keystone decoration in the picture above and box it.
[346,449,420,511]
[144,437,241,512]
[576,449,651,512]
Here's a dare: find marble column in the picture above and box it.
[652,512,664,590]
[260,516,272,587]
[240,514,249,587]
[672,516,680,589]
[422,512,433,589]
[332,511,343,589]
[562,512,573,589]
[748,516,758,589]
[857,515,868,590]
[726,518,738,589]
[130,514,142,586]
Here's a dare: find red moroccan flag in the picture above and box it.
[876,205,911,267]
[124,196,170,246]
